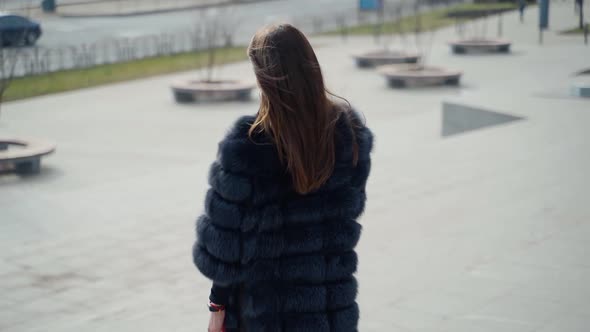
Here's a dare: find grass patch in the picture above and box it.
[325,2,517,36]
[5,46,247,102]
[560,26,587,34]
[446,2,518,13]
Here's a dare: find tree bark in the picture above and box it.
[577,0,584,30]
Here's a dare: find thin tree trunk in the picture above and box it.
[0,93,4,118]
[578,0,584,29]
[207,47,216,82]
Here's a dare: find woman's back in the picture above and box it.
[194,108,372,331]
[193,24,373,332]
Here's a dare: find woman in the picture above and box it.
[193,24,373,332]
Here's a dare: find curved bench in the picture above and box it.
[352,51,420,68]
[378,64,462,88]
[171,80,255,103]
[449,39,512,54]
[0,138,56,174]
[571,82,590,98]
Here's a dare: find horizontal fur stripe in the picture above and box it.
[200,214,361,265]
[242,220,361,263]
[282,187,366,226]
[286,305,360,332]
[329,303,359,332]
[250,251,358,283]
[192,243,243,285]
[241,304,359,332]
[242,278,357,315]
[209,161,252,203]
[209,158,368,208]
[196,215,241,263]
[206,186,367,232]
[205,189,242,230]
[194,244,358,285]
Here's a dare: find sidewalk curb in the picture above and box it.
[57,0,280,18]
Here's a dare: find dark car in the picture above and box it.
[0,13,42,47]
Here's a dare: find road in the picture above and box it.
[34,0,365,48]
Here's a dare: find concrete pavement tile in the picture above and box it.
[468,261,570,286]
[1,284,54,304]
[0,311,29,332]
[51,286,99,305]
[0,258,23,276]
[438,315,538,332]
[17,295,78,315]
[393,290,494,318]
[471,295,569,327]
[436,273,518,300]
[534,314,590,332]
[0,309,21,329]
[505,274,590,318]
[364,306,449,332]
[0,270,37,289]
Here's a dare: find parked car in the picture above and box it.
[0,13,42,47]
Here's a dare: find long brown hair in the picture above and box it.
[247,24,357,195]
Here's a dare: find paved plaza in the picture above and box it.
[1,3,589,331]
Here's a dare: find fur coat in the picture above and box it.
[193,110,373,331]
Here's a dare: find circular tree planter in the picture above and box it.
[0,138,56,175]
[449,39,512,54]
[353,50,420,68]
[570,82,590,98]
[171,80,255,103]
[378,64,462,88]
[571,70,590,97]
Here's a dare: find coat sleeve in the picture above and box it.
[192,116,258,286]
[192,159,252,286]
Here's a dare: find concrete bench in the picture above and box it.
[171,80,255,103]
[449,39,512,54]
[378,64,462,88]
[352,51,420,68]
[0,138,56,175]
[571,82,590,98]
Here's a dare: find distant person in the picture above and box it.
[519,0,527,22]
[192,24,373,332]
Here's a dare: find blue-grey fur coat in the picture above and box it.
[193,109,373,331]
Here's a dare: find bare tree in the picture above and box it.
[576,0,584,29]
[411,0,436,66]
[334,12,350,41]
[197,8,240,82]
[460,11,490,40]
[371,6,385,43]
[189,25,202,54]
[412,0,423,60]
[0,44,20,116]
[0,0,32,116]
[219,8,242,48]
[382,3,405,51]
[203,13,222,82]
